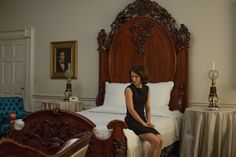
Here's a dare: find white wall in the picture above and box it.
[0,0,236,107]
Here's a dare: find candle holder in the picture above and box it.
[207,69,219,110]
[64,64,73,101]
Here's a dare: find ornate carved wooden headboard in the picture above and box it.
[96,0,190,112]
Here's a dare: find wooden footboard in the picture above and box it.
[10,109,128,157]
[10,109,95,156]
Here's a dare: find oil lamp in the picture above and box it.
[208,62,219,110]
[64,63,73,101]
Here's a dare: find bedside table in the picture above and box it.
[41,100,83,112]
[180,106,236,157]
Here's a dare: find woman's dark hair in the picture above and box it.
[129,64,148,84]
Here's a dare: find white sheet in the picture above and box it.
[79,106,183,157]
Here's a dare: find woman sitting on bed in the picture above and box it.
[125,64,163,157]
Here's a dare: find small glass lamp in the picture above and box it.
[64,63,73,101]
[208,62,219,110]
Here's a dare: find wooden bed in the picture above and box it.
[10,0,190,157]
[90,0,190,156]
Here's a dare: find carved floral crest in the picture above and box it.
[97,0,190,52]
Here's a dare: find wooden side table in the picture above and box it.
[41,100,83,112]
[180,106,236,157]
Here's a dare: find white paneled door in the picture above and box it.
[0,39,26,97]
[0,28,33,110]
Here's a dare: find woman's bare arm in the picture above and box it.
[145,87,155,127]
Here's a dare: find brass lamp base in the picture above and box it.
[207,69,219,111]
[206,105,219,111]
[64,83,72,101]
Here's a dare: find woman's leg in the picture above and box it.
[139,133,164,157]
[155,134,163,157]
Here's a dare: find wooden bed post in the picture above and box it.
[97,29,109,106]
[170,24,190,112]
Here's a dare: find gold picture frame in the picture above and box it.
[50,40,78,79]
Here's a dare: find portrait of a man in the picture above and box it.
[50,40,77,79]
[56,48,71,73]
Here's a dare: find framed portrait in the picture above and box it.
[50,40,78,79]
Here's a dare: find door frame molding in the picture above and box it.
[0,28,34,111]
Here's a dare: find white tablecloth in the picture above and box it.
[180,106,236,157]
[41,100,81,112]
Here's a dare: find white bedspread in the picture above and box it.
[79,106,183,157]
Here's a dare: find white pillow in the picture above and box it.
[103,82,129,106]
[147,81,174,108]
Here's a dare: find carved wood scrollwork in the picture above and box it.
[97,0,190,54]
[97,29,108,52]
[178,24,190,48]
[112,138,127,157]
[130,21,153,56]
[22,120,85,154]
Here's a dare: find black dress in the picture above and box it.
[125,84,159,135]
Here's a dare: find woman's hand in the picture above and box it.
[146,121,155,128]
[142,122,149,127]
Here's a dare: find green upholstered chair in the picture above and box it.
[0,97,30,137]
